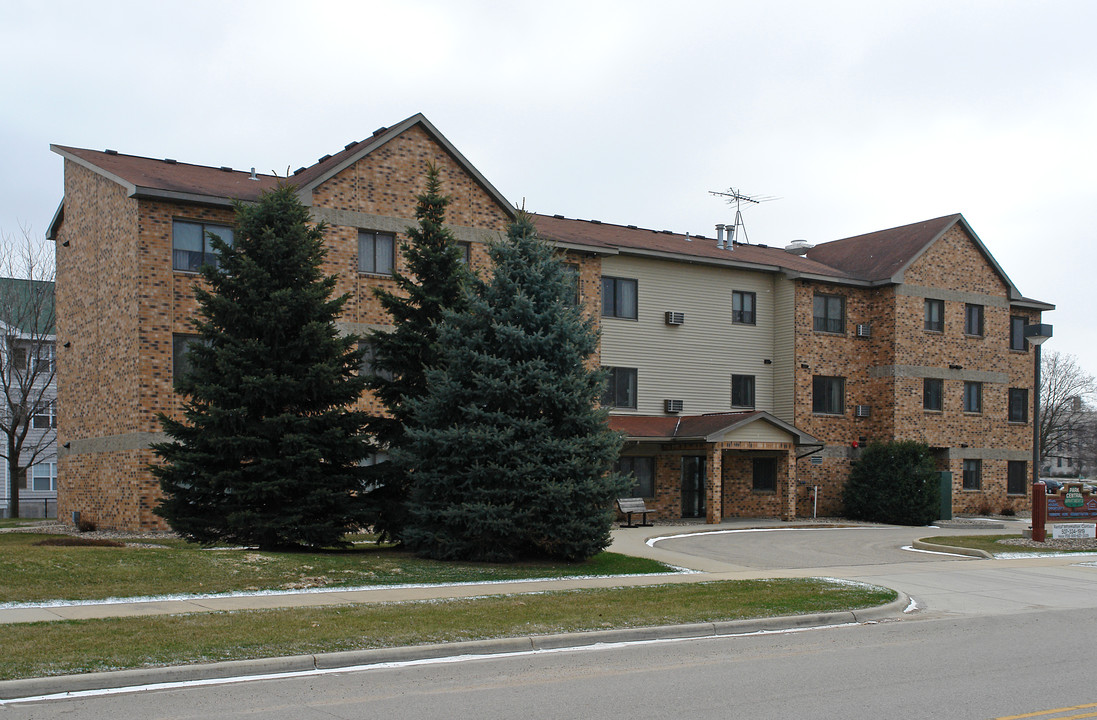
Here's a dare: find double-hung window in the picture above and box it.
[563,263,581,305]
[732,291,756,325]
[602,277,638,319]
[602,367,637,409]
[964,303,984,337]
[31,462,57,492]
[359,231,395,275]
[813,294,845,333]
[923,378,943,411]
[173,220,234,272]
[731,374,755,408]
[617,456,655,497]
[963,459,982,490]
[924,299,944,332]
[1007,461,1027,495]
[32,400,56,429]
[1010,316,1028,351]
[963,381,982,413]
[172,334,203,385]
[812,375,845,415]
[1008,388,1028,422]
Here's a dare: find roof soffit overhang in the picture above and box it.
[292,113,516,221]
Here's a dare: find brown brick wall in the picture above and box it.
[792,224,1038,517]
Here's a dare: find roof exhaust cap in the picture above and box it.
[715,223,725,249]
[784,239,813,255]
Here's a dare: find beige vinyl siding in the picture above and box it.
[714,421,794,444]
[600,255,777,415]
[772,276,797,423]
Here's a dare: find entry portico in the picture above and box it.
[610,412,821,523]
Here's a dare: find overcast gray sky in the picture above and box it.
[2,0,1093,368]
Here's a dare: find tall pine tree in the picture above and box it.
[364,164,471,541]
[399,213,629,562]
[152,185,371,549]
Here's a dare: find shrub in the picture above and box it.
[76,517,97,533]
[843,441,940,526]
[1000,504,1016,516]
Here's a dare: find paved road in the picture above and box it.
[3,610,1091,720]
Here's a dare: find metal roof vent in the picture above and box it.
[784,239,813,255]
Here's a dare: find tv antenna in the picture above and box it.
[708,188,777,245]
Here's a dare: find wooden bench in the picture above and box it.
[617,497,654,528]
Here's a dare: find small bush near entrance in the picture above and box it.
[843,441,940,526]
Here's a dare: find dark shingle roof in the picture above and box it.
[805,214,963,282]
[532,214,856,279]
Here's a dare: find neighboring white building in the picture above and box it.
[0,277,57,518]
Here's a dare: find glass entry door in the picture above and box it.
[681,456,706,518]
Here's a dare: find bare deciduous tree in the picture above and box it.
[1040,350,1097,467]
[0,228,56,518]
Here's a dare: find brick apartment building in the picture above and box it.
[46,113,1052,530]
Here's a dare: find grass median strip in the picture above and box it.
[0,579,896,680]
[0,533,672,603]
[920,534,1097,556]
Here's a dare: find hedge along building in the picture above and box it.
[47,113,1051,530]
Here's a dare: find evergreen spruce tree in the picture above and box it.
[399,213,629,562]
[152,185,371,549]
[365,164,471,541]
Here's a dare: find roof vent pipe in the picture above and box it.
[716,223,725,249]
[249,167,258,181]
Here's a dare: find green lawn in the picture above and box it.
[0,579,896,680]
[0,532,672,603]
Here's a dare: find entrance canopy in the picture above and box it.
[609,411,820,447]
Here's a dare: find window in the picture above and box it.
[602,277,638,319]
[358,341,393,381]
[812,375,845,415]
[31,462,56,492]
[1010,316,1028,351]
[32,400,56,429]
[752,457,777,492]
[963,381,982,413]
[617,456,655,497]
[964,303,984,337]
[813,294,845,333]
[731,374,755,408]
[962,459,982,490]
[1007,461,1027,495]
[173,220,233,272]
[358,230,395,275]
[563,263,581,305]
[732,291,756,325]
[172,334,202,384]
[1008,388,1028,422]
[923,378,943,411]
[603,367,637,409]
[458,241,471,265]
[924,299,944,332]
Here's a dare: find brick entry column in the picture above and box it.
[784,451,798,520]
[706,444,723,524]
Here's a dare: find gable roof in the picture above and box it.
[804,213,1032,302]
[48,113,514,239]
[289,113,514,218]
[609,411,820,445]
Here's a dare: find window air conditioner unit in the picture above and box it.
[855,404,871,418]
[664,399,684,413]
[664,311,685,326]
[856,323,871,337]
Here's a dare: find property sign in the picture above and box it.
[1046,483,1097,522]
[1053,523,1097,539]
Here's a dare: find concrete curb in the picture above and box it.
[0,592,910,701]
[912,539,992,558]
